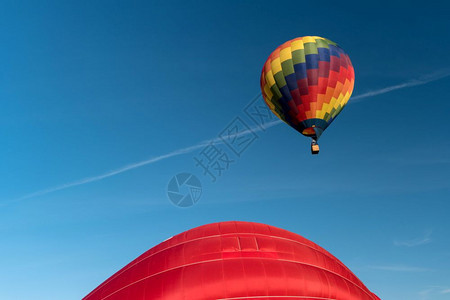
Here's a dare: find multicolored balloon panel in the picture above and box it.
[261,36,355,140]
[83,221,380,300]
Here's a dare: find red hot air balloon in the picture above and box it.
[83,221,379,300]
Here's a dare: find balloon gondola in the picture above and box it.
[311,139,320,154]
[261,36,355,154]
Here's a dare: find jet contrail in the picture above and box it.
[13,142,208,202]
[12,119,282,202]
[351,70,450,102]
[11,70,449,202]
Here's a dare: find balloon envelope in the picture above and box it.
[261,36,355,140]
[83,221,379,300]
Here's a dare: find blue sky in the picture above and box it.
[1,1,449,299]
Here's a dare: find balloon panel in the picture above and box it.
[83,221,379,300]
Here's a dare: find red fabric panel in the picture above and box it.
[83,221,380,300]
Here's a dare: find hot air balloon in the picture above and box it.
[83,221,379,300]
[261,36,355,154]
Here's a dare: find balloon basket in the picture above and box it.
[311,143,320,155]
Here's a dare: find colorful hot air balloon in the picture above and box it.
[83,221,379,300]
[261,36,355,154]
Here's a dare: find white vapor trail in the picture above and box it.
[351,70,450,102]
[393,230,432,247]
[14,143,207,202]
[368,265,432,272]
[11,70,450,202]
[12,120,282,202]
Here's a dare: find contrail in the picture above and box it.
[11,119,282,202]
[13,143,208,202]
[351,70,450,102]
[11,70,449,202]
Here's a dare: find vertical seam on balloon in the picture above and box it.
[331,54,350,120]
[304,39,318,120]
[328,49,348,122]
[280,43,300,118]
[316,38,331,122]
[264,63,286,121]
[324,44,340,123]
[270,49,292,124]
[340,54,355,109]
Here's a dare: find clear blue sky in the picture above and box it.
[1,1,449,299]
